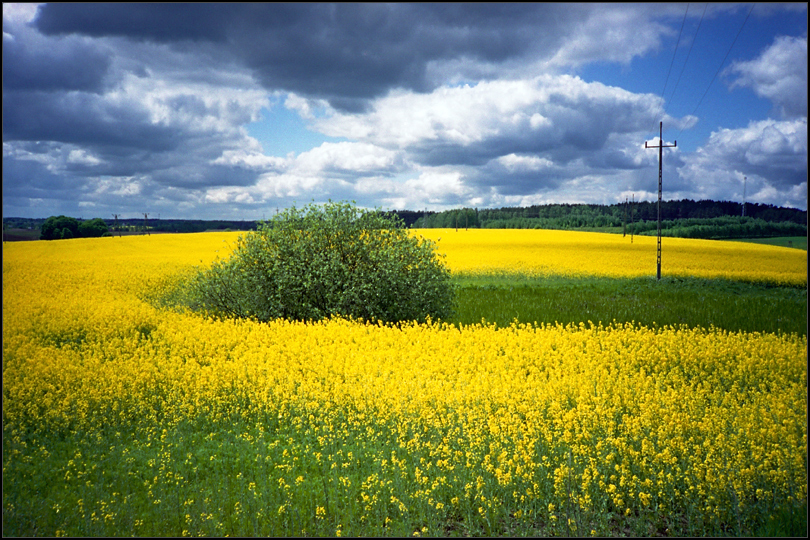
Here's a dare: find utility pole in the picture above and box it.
[742,176,746,217]
[623,197,628,237]
[112,214,120,237]
[630,194,635,244]
[143,213,150,236]
[645,122,676,280]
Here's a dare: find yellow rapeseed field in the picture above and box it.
[417,228,808,284]
[3,230,807,536]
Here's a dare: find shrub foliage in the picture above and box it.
[184,201,454,323]
[78,217,110,238]
[39,215,110,239]
[40,215,79,240]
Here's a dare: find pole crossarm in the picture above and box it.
[644,122,676,280]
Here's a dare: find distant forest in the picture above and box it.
[410,200,807,240]
[3,217,258,236]
[3,200,807,241]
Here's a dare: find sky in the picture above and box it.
[2,3,807,220]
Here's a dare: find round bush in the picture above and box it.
[40,215,79,240]
[184,201,455,323]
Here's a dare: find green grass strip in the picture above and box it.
[450,274,807,336]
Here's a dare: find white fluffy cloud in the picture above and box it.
[223,141,407,204]
[289,75,694,207]
[311,75,670,152]
[678,118,807,205]
[3,4,807,218]
[189,68,808,212]
[547,5,673,68]
[727,35,807,118]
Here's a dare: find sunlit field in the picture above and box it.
[419,228,807,285]
[3,230,807,536]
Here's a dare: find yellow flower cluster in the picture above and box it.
[416,228,807,285]
[2,231,807,535]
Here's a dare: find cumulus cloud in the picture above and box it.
[292,142,406,178]
[2,3,806,218]
[313,76,675,160]
[297,75,693,204]
[678,118,807,206]
[3,7,272,216]
[2,30,112,93]
[726,35,808,118]
[547,4,673,68]
[403,169,472,206]
[28,3,687,109]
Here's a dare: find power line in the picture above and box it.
[647,3,691,140]
[659,3,690,99]
[666,3,708,111]
[676,3,756,141]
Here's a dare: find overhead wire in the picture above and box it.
[666,3,708,115]
[647,3,691,142]
[675,2,756,141]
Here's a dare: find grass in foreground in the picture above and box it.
[451,274,807,336]
[4,316,806,537]
[729,235,807,251]
[3,234,807,538]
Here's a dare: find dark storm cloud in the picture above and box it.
[410,136,591,169]
[234,2,557,107]
[150,164,260,189]
[34,2,238,42]
[31,3,590,110]
[472,160,565,196]
[2,153,80,197]
[2,30,111,92]
[4,3,804,217]
[3,6,267,193]
[2,90,181,151]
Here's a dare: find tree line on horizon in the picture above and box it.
[411,199,807,240]
[37,215,110,240]
[4,199,807,241]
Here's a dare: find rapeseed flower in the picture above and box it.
[416,228,806,285]
[2,231,806,537]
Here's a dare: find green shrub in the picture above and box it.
[40,215,79,240]
[78,218,110,238]
[182,201,455,323]
[40,215,110,239]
